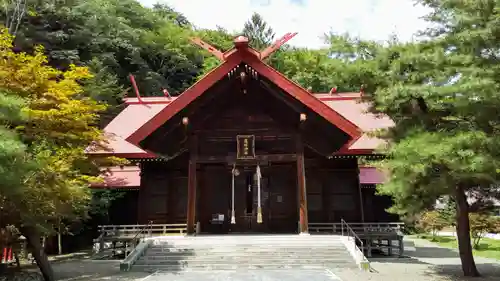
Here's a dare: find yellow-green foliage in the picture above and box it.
[418,210,449,239]
[469,213,497,249]
[0,27,107,229]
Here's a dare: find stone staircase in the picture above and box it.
[131,235,359,271]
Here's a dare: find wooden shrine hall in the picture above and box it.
[88,34,399,237]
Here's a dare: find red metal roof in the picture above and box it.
[359,166,386,184]
[86,98,176,158]
[321,96,394,153]
[90,165,141,188]
[89,93,393,156]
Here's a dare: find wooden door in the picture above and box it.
[268,165,298,233]
[199,166,231,233]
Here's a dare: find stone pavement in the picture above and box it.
[38,237,500,281]
[138,269,342,281]
[437,231,500,240]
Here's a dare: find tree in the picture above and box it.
[370,0,500,276]
[418,210,448,240]
[242,12,275,50]
[469,213,495,249]
[0,28,109,281]
[1,0,29,35]
[5,0,205,104]
[437,197,457,227]
[195,27,235,76]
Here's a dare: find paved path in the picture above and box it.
[333,238,500,281]
[437,231,500,240]
[37,238,500,281]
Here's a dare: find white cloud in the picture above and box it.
[139,0,431,49]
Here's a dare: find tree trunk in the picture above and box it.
[455,184,480,277]
[57,233,62,255]
[57,219,62,255]
[21,227,55,281]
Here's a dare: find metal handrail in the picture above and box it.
[341,219,365,254]
[130,220,153,248]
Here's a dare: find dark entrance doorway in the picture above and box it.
[198,164,298,234]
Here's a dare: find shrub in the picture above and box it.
[469,213,496,249]
[418,211,449,240]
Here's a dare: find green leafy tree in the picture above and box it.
[437,197,457,227]
[370,0,500,276]
[5,0,205,106]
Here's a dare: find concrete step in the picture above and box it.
[151,243,345,248]
[137,254,350,261]
[135,259,352,267]
[151,236,343,245]
[131,263,359,271]
[129,235,359,272]
[145,247,346,254]
[142,253,349,259]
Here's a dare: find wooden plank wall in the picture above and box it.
[306,169,362,223]
[138,162,188,224]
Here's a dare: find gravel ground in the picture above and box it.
[36,237,500,281]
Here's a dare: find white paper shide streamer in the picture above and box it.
[231,164,236,224]
[256,165,262,224]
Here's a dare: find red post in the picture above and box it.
[129,74,144,104]
[2,247,6,263]
[7,247,12,261]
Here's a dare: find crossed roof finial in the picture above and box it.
[190,32,297,61]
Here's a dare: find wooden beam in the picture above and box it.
[145,78,234,150]
[190,37,225,61]
[258,79,303,113]
[186,135,198,234]
[197,154,297,164]
[296,134,309,234]
[260,32,298,59]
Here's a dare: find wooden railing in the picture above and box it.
[98,223,188,238]
[309,222,404,234]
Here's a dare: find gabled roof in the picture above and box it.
[125,36,362,145]
[90,165,141,188]
[319,95,394,154]
[87,36,395,158]
[91,93,393,157]
[86,97,175,158]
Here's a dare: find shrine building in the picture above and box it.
[87,35,398,235]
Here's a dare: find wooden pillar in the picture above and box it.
[357,167,365,223]
[296,134,309,234]
[186,135,198,234]
[358,183,365,223]
[137,163,145,224]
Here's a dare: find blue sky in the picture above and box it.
[138,0,431,49]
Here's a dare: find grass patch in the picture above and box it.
[418,234,500,260]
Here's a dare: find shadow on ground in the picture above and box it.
[368,238,500,281]
[427,263,500,281]
[409,246,464,258]
[369,256,429,264]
